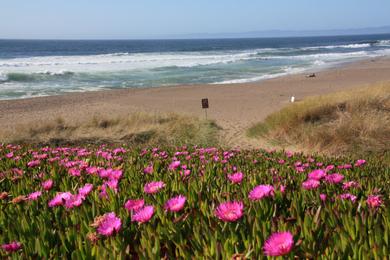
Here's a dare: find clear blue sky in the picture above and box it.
[1,0,389,39]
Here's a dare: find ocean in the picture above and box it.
[0,34,390,100]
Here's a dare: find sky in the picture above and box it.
[1,0,390,39]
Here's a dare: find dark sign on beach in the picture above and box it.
[201,98,209,109]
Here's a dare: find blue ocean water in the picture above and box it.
[0,34,390,100]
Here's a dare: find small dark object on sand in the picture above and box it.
[306,73,316,78]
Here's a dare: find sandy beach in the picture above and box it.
[1,57,390,146]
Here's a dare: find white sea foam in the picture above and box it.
[0,51,259,73]
[212,67,307,84]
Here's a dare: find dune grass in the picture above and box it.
[248,83,390,157]
[1,113,220,147]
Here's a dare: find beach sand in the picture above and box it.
[1,57,390,147]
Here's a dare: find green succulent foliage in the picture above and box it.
[0,144,389,259]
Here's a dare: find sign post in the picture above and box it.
[201,98,209,120]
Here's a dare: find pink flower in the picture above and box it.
[342,181,359,190]
[280,185,286,194]
[367,195,382,208]
[124,199,145,211]
[132,205,155,223]
[143,165,153,174]
[325,173,344,184]
[2,241,22,252]
[168,161,181,171]
[144,181,165,194]
[65,194,84,209]
[96,212,121,236]
[302,179,320,190]
[165,195,186,212]
[42,179,54,191]
[68,168,81,177]
[355,159,366,167]
[227,172,244,184]
[27,191,42,201]
[308,169,326,180]
[263,231,294,256]
[78,183,93,197]
[340,193,357,202]
[214,201,244,222]
[320,194,327,202]
[27,160,40,168]
[248,185,275,201]
[48,192,72,207]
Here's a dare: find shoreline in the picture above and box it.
[1,56,390,146]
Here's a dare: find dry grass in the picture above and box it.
[248,83,390,156]
[1,112,220,147]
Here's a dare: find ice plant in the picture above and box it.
[302,179,320,190]
[48,192,72,207]
[214,201,244,222]
[78,183,93,197]
[227,172,244,184]
[1,241,22,252]
[325,173,344,184]
[143,164,153,174]
[27,191,42,201]
[340,193,357,202]
[263,232,294,256]
[164,195,186,212]
[249,185,274,201]
[132,205,155,223]
[124,199,145,211]
[308,169,326,180]
[94,212,121,236]
[42,179,54,191]
[367,195,382,208]
[144,181,165,194]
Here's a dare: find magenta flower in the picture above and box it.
[263,232,294,256]
[340,193,357,202]
[280,185,286,194]
[65,194,84,209]
[68,168,81,177]
[48,192,72,207]
[165,195,186,212]
[355,159,366,167]
[78,183,93,197]
[342,181,359,190]
[325,173,344,184]
[132,205,155,223]
[168,160,181,171]
[320,194,327,202]
[27,160,40,168]
[249,185,275,201]
[144,181,165,194]
[227,172,244,184]
[302,179,320,190]
[42,179,54,191]
[214,201,244,222]
[143,164,153,174]
[27,191,42,201]
[1,241,22,252]
[124,199,145,212]
[308,169,326,180]
[367,195,382,208]
[96,212,122,236]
